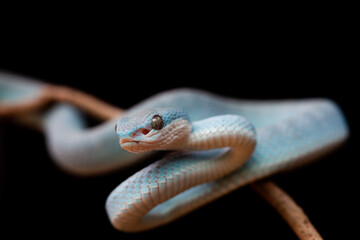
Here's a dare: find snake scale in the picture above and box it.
[0,72,349,232]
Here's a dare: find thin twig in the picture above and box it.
[0,84,123,120]
[251,180,323,240]
[45,85,123,120]
[0,83,322,239]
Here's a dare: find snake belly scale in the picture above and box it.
[0,73,349,232]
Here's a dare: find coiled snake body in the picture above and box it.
[0,73,349,232]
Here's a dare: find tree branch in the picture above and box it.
[0,84,123,120]
[251,180,323,240]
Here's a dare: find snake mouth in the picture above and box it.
[119,138,155,153]
[120,138,140,145]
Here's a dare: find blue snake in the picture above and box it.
[0,72,349,232]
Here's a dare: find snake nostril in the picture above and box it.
[131,128,150,137]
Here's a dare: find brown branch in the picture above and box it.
[251,180,323,240]
[0,84,123,120]
[45,85,123,120]
[0,83,322,239]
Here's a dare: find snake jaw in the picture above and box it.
[119,138,156,153]
[120,138,139,145]
[118,131,157,152]
[120,141,139,152]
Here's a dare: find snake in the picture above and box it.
[0,72,349,232]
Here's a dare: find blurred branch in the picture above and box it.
[252,180,323,240]
[0,84,123,120]
[0,83,322,239]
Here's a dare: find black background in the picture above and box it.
[0,17,358,239]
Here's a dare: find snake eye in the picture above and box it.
[151,114,164,130]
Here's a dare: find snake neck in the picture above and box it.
[177,115,256,154]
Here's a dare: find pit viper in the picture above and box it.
[0,72,349,232]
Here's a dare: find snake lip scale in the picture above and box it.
[120,139,140,144]
[0,73,349,233]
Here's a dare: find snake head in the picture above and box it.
[115,108,192,153]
